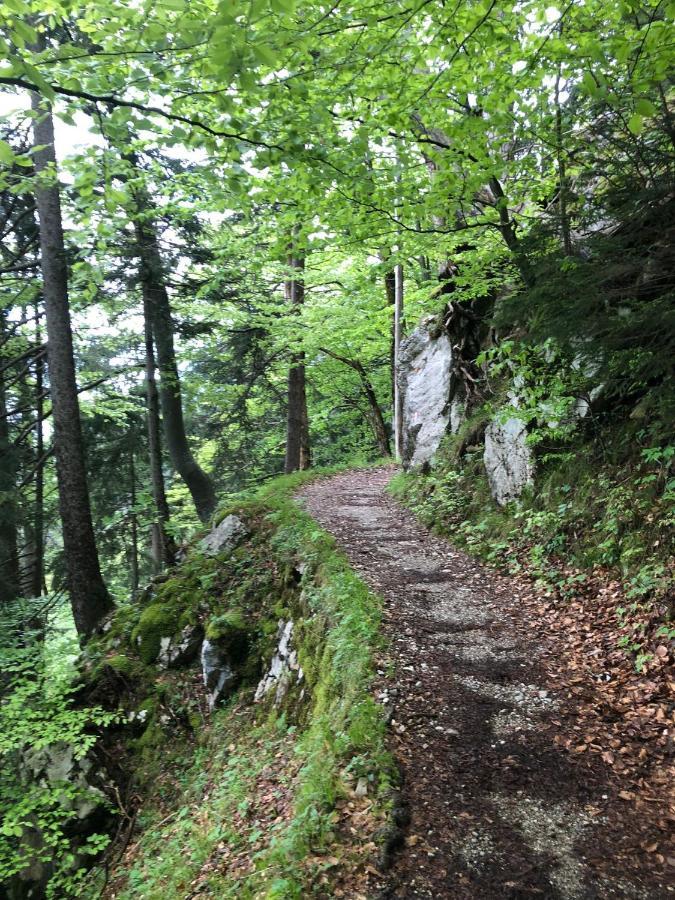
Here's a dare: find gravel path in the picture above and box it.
[299,467,669,900]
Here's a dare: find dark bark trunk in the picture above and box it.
[31,95,111,637]
[31,303,44,598]
[554,66,573,257]
[384,265,396,407]
[320,348,391,457]
[129,449,139,594]
[143,307,176,568]
[487,176,535,286]
[132,201,216,522]
[393,263,404,460]
[284,253,310,473]
[0,312,20,603]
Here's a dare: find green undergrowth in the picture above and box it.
[389,425,674,646]
[81,465,393,899]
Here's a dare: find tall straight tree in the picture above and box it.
[393,261,404,461]
[143,304,176,569]
[284,250,310,473]
[0,311,20,604]
[30,94,112,638]
[131,186,216,523]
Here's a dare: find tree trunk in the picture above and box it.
[554,64,573,257]
[0,312,20,603]
[320,348,391,457]
[383,263,396,407]
[487,176,535,286]
[132,203,216,522]
[144,307,176,569]
[31,303,44,598]
[284,252,310,473]
[129,448,139,594]
[31,95,111,637]
[393,262,404,461]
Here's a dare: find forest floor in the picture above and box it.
[299,467,673,900]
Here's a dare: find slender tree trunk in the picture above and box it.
[143,308,175,569]
[129,448,139,594]
[383,264,396,407]
[284,252,310,473]
[360,373,391,457]
[31,303,44,598]
[132,205,216,522]
[320,348,391,456]
[0,313,20,603]
[393,262,404,461]
[487,176,535,286]
[30,95,111,637]
[554,64,573,257]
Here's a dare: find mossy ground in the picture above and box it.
[79,465,394,898]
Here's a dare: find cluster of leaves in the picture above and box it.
[0,598,118,896]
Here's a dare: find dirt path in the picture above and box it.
[300,467,671,900]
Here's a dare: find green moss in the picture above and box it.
[205,608,247,639]
[132,603,182,665]
[107,654,135,675]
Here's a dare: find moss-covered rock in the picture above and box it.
[132,603,182,665]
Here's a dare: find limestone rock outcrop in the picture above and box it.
[200,515,247,556]
[484,415,534,505]
[398,320,453,470]
[255,620,303,705]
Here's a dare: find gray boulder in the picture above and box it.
[157,623,204,669]
[484,415,534,505]
[255,620,303,705]
[201,639,236,709]
[22,743,106,821]
[398,321,453,469]
[200,515,247,556]
[8,743,110,896]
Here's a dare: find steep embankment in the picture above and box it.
[4,471,395,900]
[91,471,394,899]
[301,467,672,899]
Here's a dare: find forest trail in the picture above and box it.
[300,468,669,900]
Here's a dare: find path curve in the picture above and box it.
[300,467,667,900]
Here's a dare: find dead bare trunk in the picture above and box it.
[31,95,111,637]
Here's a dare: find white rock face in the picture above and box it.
[200,515,247,556]
[398,323,453,469]
[484,416,534,506]
[201,639,236,709]
[157,623,203,669]
[255,620,303,705]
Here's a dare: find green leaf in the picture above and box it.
[11,19,37,44]
[628,113,644,135]
[0,139,14,166]
[635,98,657,117]
[581,71,598,97]
[270,0,296,13]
